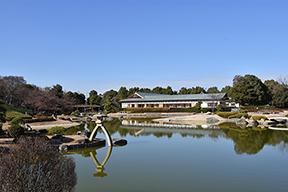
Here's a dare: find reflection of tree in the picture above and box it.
[153,132,173,138]
[222,128,288,155]
[103,119,121,135]
[0,137,77,191]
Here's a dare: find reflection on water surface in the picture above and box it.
[67,119,288,192]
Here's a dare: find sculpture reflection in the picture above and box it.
[90,146,113,178]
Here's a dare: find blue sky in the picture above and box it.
[1,0,287,96]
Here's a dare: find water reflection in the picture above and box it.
[119,119,288,155]
[66,119,288,155]
[64,145,113,178]
[90,146,113,178]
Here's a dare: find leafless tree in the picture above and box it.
[0,76,27,106]
[24,87,74,114]
[0,137,77,192]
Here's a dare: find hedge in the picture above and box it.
[6,111,32,121]
[217,112,238,118]
[47,126,66,135]
[23,117,54,123]
[228,113,251,119]
[252,116,268,120]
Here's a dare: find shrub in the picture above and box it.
[47,126,66,135]
[285,114,288,117]
[216,104,223,112]
[217,122,240,129]
[0,122,5,135]
[217,112,238,118]
[8,117,24,126]
[71,110,80,116]
[252,116,268,120]
[0,112,5,123]
[228,113,250,119]
[7,125,24,138]
[0,137,77,191]
[194,100,202,112]
[5,111,32,121]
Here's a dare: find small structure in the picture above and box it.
[89,114,112,146]
[73,105,100,113]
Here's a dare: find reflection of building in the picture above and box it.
[120,92,238,109]
[121,120,220,129]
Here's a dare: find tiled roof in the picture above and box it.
[120,92,227,102]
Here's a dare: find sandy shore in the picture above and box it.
[154,113,228,125]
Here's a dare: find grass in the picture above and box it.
[0,104,32,120]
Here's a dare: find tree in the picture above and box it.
[65,91,86,105]
[191,86,206,94]
[101,90,119,113]
[127,87,140,96]
[194,100,202,112]
[207,86,219,93]
[116,87,128,100]
[24,87,74,114]
[229,74,271,105]
[0,76,27,106]
[139,88,151,93]
[220,85,232,96]
[87,90,102,105]
[270,77,288,108]
[178,87,190,94]
[50,84,63,98]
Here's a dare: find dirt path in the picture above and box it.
[2,116,80,130]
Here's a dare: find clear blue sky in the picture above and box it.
[1,0,287,96]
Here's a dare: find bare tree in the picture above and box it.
[24,87,74,114]
[0,137,77,192]
[0,76,27,106]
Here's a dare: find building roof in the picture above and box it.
[120,92,227,103]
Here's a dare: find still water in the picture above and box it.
[66,119,288,192]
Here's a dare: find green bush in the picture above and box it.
[216,104,223,112]
[8,117,24,126]
[0,121,5,135]
[285,114,288,117]
[0,112,6,123]
[5,111,32,121]
[217,112,238,118]
[47,126,66,135]
[228,113,250,119]
[8,124,24,138]
[71,110,80,116]
[252,116,268,120]
[217,122,240,129]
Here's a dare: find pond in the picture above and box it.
[66,119,288,192]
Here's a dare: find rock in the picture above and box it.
[80,130,91,138]
[112,138,127,146]
[163,118,171,122]
[251,120,259,126]
[206,117,219,124]
[77,139,90,144]
[236,119,247,128]
[37,129,48,134]
[59,144,68,151]
[51,134,63,140]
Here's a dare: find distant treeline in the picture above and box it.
[0,74,287,114]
